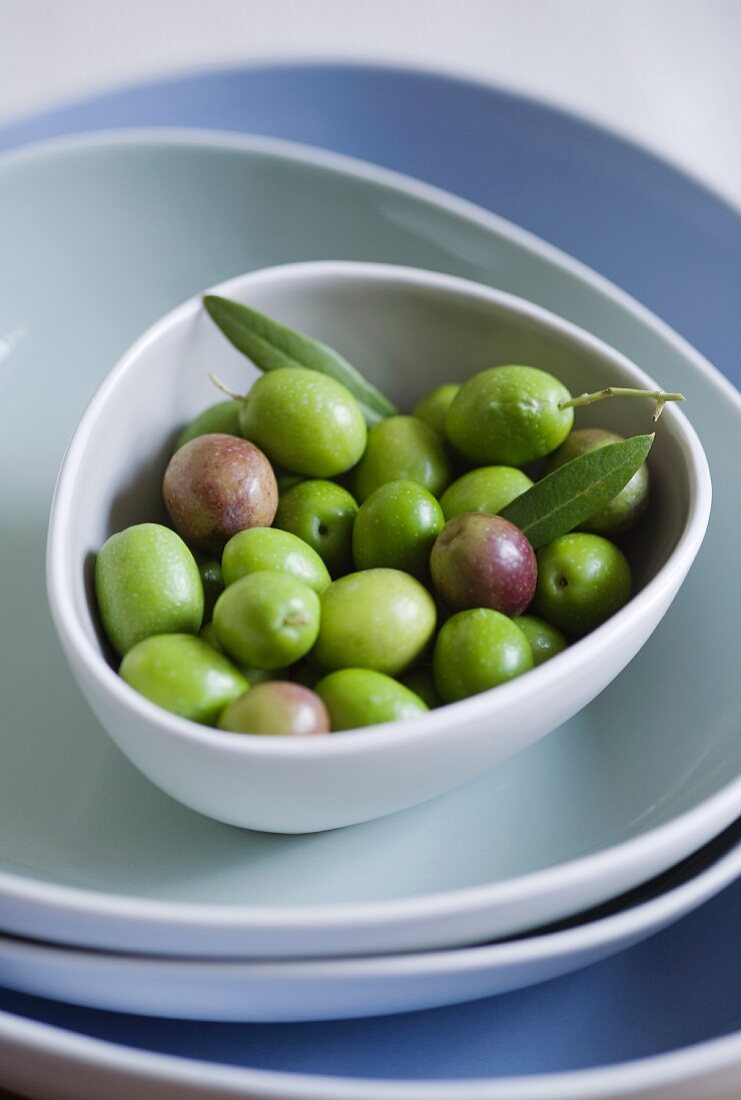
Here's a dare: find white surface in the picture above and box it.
[0,836,738,1022]
[0,0,740,211]
[48,250,708,835]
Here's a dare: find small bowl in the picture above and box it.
[47,262,710,833]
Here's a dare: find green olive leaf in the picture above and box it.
[203,294,397,426]
[500,434,654,549]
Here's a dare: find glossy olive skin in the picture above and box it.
[316,669,428,731]
[175,401,240,450]
[241,667,280,687]
[433,609,534,702]
[218,681,330,736]
[119,634,247,724]
[398,664,443,709]
[274,479,358,577]
[177,403,306,497]
[445,365,573,467]
[95,523,203,656]
[238,367,367,477]
[213,571,321,670]
[412,383,460,437]
[352,415,452,502]
[515,615,567,666]
[533,533,632,636]
[312,568,437,675]
[430,513,537,617]
[439,465,534,521]
[199,623,282,686]
[222,527,331,593]
[545,428,650,535]
[163,433,278,555]
[352,480,444,581]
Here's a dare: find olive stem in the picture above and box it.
[558,387,685,423]
[208,372,242,402]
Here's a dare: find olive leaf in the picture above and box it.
[203,295,397,426]
[500,434,654,549]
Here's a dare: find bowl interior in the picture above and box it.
[62,263,694,666]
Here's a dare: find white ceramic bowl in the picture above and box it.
[47,261,710,834]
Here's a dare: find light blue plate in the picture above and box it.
[0,64,739,1089]
[0,129,737,956]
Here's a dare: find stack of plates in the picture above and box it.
[0,64,739,1099]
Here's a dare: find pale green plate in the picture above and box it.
[0,131,738,956]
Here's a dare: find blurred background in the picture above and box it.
[1,0,740,208]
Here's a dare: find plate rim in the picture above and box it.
[0,126,739,942]
[1,1000,740,1099]
[3,57,741,220]
[0,831,739,977]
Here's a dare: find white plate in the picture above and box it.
[0,828,738,1022]
[0,130,739,957]
[1,1007,740,1100]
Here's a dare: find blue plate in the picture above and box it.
[0,63,739,1089]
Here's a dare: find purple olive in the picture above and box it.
[163,433,278,554]
[217,681,330,736]
[430,512,537,617]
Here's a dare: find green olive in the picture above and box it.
[196,557,225,621]
[352,480,444,581]
[200,621,281,684]
[222,527,330,593]
[515,615,567,666]
[445,365,573,466]
[241,667,280,687]
[199,620,222,651]
[545,428,650,535]
[533,533,632,636]
[316,669,428,730]
[439,466,533,521]
[213,571,321,670]
[412,384,460,437]
[119,634,247,724]
[95,523,203,656]
[433,608,533,702]
[353,415,452,502]
[238,368,367,477]
[274,479,358,577]
[312,568,437,675]
[175,401,241,450]
[398,664,443,709]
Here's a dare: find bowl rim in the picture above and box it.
[47,257,711,760]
